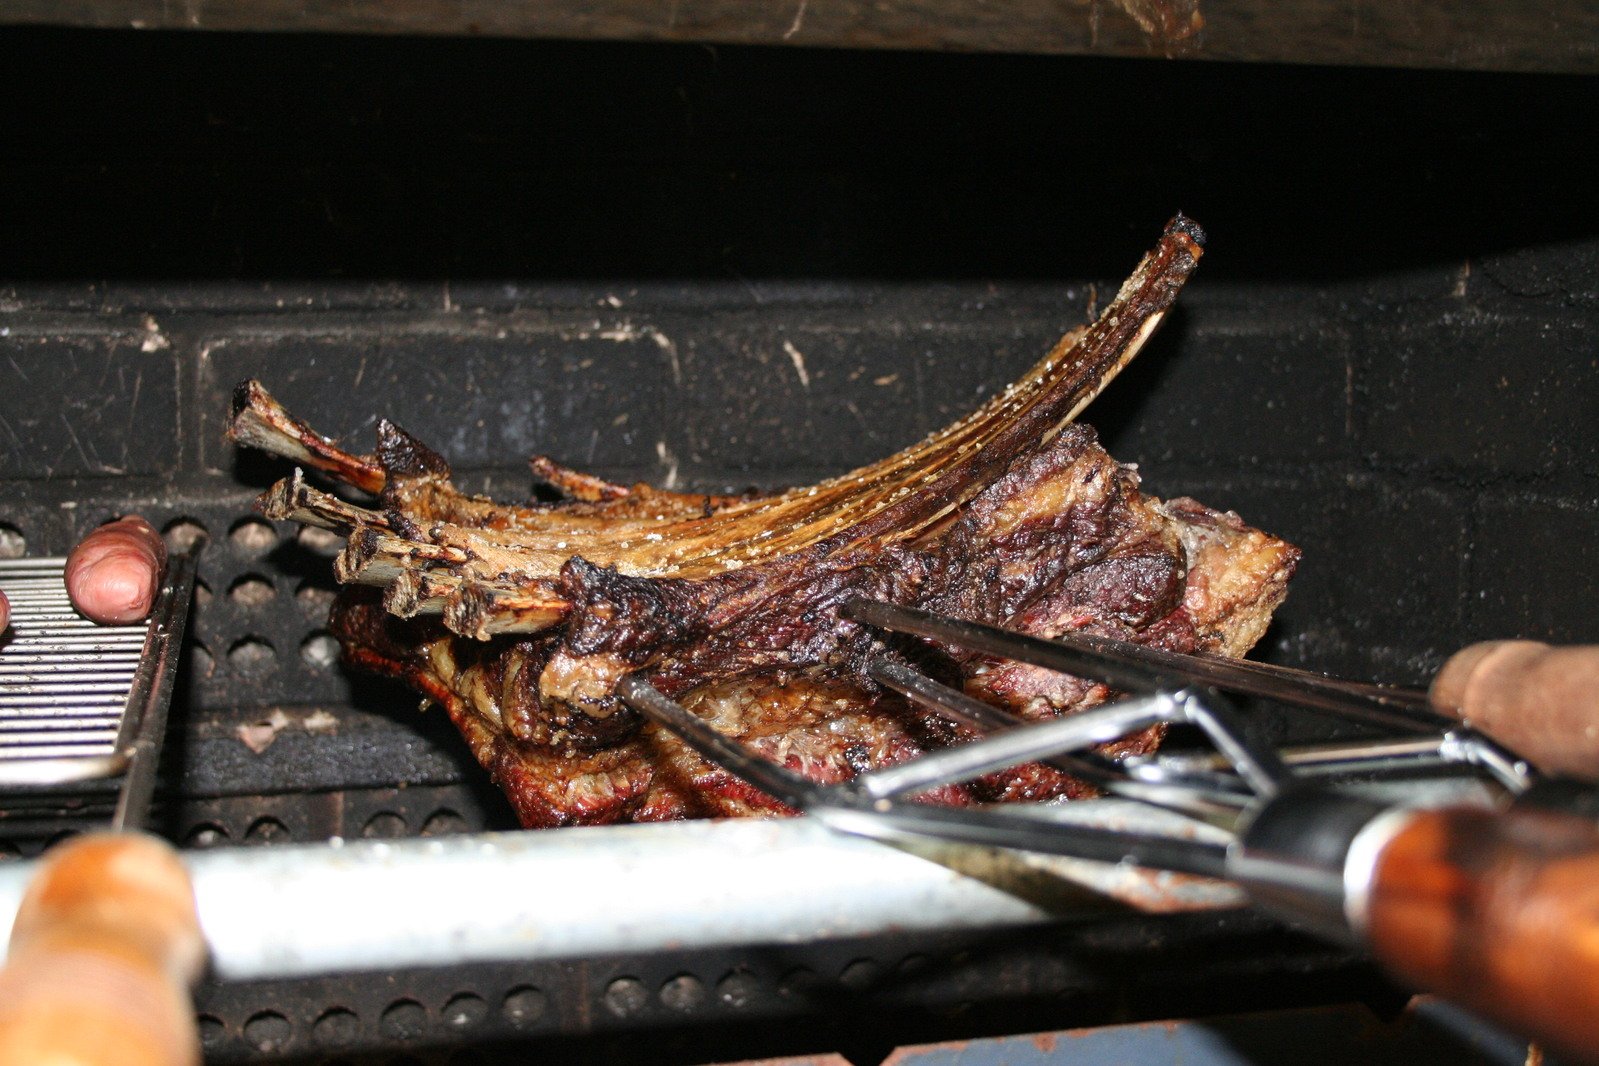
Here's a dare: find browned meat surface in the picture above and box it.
[229,216,1301,828]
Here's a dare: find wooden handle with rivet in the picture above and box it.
[1364,804,1599,1062]
[0,833,205,1066]
[1431,641,1599,781]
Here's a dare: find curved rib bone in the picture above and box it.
[233,215,1207,639]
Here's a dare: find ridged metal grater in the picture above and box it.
[0,547,199,829]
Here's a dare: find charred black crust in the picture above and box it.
[376,419,453,479]
[1167,212,1207,249]
[558,556,698,659]
[230,379,258,420]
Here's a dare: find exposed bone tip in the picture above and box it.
[1167,212,1207,249]
[444,584,494,641]
[230,378,267,419]
[385,571,426,617]
[257,468,307,520]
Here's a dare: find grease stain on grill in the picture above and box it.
[379,999,428,1041]
[442,992,489,1029]
[501,986,546,1028]
[243,1010,293,1052]
[314,1007,360,1046]
[228,516,278,554]
[603,976,649,1017]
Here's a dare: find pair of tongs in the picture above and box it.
[618,600,1599,1062]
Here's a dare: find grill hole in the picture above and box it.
[228,636,277,675]
[228,574,276,607]
[897,952,931,977]
[162,517,208,553]
[604,977,649,1018]
[228,517,277,554]
[244,816,291,845]
[420,808,468,837]
[362,811,408,838]
[296,580,337,611]
[195,1014,226,1048]
[442,993,488,1030]
[0,523,25,559]
[501,986,546,1027]
[188,641,216,680]
[193,576,213,609]
[659,973,706,1013]
[717,969,759,1009]
[297,524,343,554]
[778,967,821,1000]
[301,631,340,669]
[313,1007,359,1046]
[379,999,427,1041]
[243,1010,292,1052]
[184,822,230,848]
[840,958,881,989]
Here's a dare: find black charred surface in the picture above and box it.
[558,556,701,662]
[376,419,453,480]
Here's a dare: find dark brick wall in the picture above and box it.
[3,30,1597,779]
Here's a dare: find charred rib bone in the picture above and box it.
[229,215,1301,828]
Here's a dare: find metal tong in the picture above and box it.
[618,599,1599,1062]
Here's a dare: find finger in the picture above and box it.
[64,517,167,626]
[0,589,9,631]
[1431,640,1599,781]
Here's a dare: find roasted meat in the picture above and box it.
[229,216,1300,827]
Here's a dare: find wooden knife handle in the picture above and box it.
[1431,640,1599,781]
[0,833,205,1066]
[1365,805,1599,1061]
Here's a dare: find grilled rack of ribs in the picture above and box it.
[228,215,1300,828]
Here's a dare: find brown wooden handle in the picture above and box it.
[1431,640,1599,780]
[1366,805,1599,1061]
[0,833,205,1066]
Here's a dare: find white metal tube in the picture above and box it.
[0,810,1241,981]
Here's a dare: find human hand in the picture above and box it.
[1431,640,1599,781]
[0,516,166,631]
